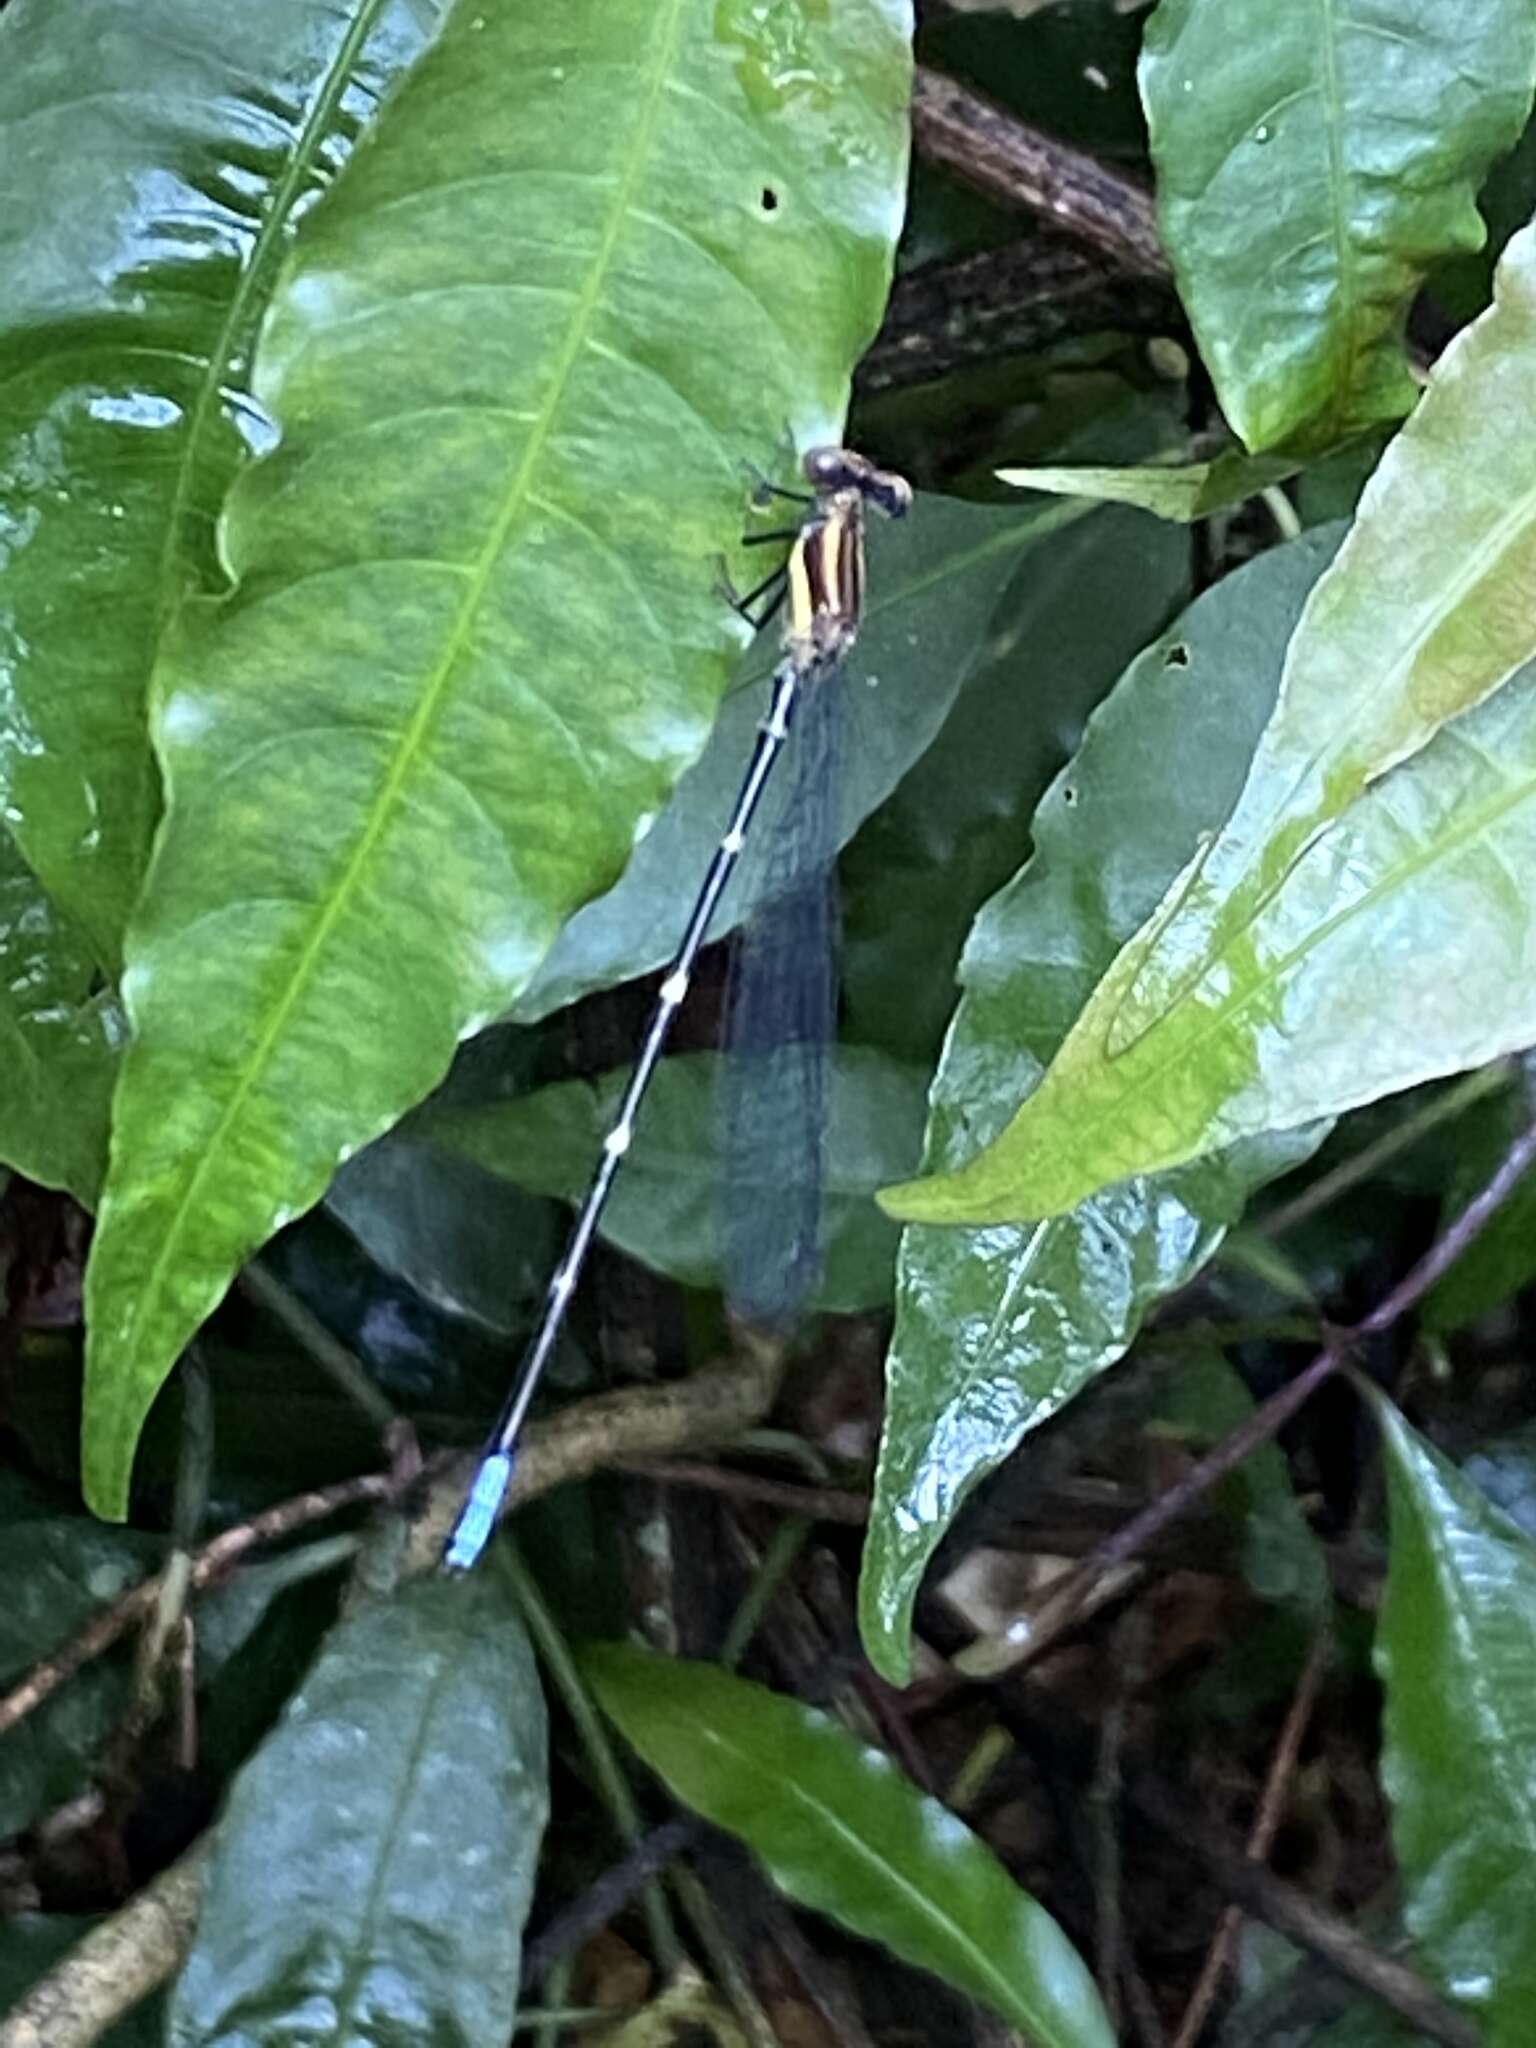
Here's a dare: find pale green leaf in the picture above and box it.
[995,448,1298,522]
[887,225,1536,1226]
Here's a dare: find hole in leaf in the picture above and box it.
[760,186,779,212]
[1163,642,1190,669]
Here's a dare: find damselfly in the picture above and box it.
[443,446,912,1573]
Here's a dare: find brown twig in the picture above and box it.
[858,237,1174,396]
[1170,1626,1332,2048]
[1128,1774,1478,2048]
[522,1817,699,1988]
[0,1470,398,1744]
[1014,1110,1536,1660]
[0,1348,787,2047]
[0,1838,209,2048]
[911,65,1169,280]
[615,1456,869,1524]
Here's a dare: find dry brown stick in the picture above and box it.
[912,64,1169,280]
[0,1349,786,2048]
[0,1346,785,1749]
[1170,1626,1332,2048]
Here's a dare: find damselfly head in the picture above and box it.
[801,446,913,521]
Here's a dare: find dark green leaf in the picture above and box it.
[0,830,121,1206]
[1374,1395,1536,2047]
[1151,1346,1328,1613]
[860,530,1339,1683]
[0,1514,157,1837]
[1421,1085,1536,1332]
[516,493,1088,1022]
[892,227,1536,1226]
[81,0,913,1517]
[168,1569,548,2047]
[328,1132,559,1334]
[840,502,1190,1065]
[1141,0,1536,450]
[423,1045,926,1315]
[583,1643,1115,2048]
[0,0,438,963]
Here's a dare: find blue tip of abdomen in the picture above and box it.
[443,1452,514,1573]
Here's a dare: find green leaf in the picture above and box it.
[583,1643,1115,2048]
[889,226,1536,1226]
[0,830,122,1207]
[168,1570,548,2047]
[423,1045,926,1315]
[516,491,1086,1023]
[1374,1396,1536,2046]
[995,448,1299,522]
[1421,1086,1536,1333]
[860,531,1338,1683]
[0,1513,158,1837]
[839,502,1190,1064]
[0,0,439,964]
[1141,0,1536,451]
[328,1130,559,1333]
[81,0,913,1518]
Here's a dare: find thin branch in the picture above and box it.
[992,1109,1536,1665]
[1129,1773,1479,2048]
[0,1839,209,2048]
[1171,1626,1332,2048]
[0,1349,787,2045]
[911,65,1169,279]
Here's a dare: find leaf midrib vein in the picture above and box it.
[118,0,692,1355]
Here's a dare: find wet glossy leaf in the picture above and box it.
[1374,1396,1536,2046]
[583,1643,1115,2048]
[516,493,1086,1022]
[995,449,1298,522]
[1141,0,1536,451]
[891,227,1536,1226]
[81,0,913,1517]
[860,532,1338,1683]
[169,1570,548,2047]
[423,1045,926,1315]
[0,0,437,964]
[0,830,122,1207]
